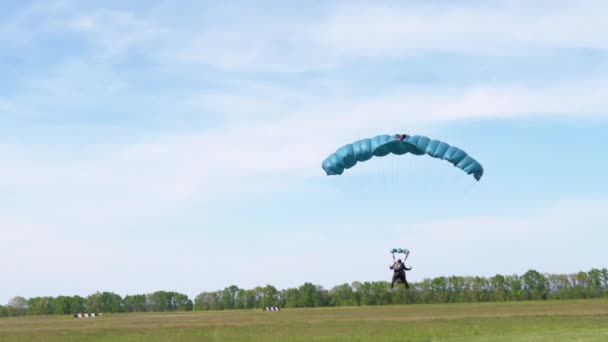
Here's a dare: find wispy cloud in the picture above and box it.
[321,1,608,56]
[165,1,608,71]
[9,1,604,72]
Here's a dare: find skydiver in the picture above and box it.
[395,134,410,141]
[390,258,412,288]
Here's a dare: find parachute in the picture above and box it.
[321,133,484,181]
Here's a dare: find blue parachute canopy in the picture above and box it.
[321,133,484,181]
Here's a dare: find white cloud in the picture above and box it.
[164,1,608,71]
[4,1,608,72]
[321,1,608,57]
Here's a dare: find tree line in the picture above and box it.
[1,268,606,317]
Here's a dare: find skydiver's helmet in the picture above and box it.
[397,259,402,263]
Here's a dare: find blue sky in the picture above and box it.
[1,0,607,302]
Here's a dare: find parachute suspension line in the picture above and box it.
[391,248,410,263]
[460,177,478,197]
[390,154,395,189]
[403,249,410,263]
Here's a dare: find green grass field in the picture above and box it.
[1,300,607,341]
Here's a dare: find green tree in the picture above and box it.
[27,297,54,315]
[146,291,191,311]
[194,291,221,310]
[86,291,122,313]
[572,271,590,298]
[330,283,357,306]
[506,275,522,301]
[69,296,86,313]
[522,270,547,300]
[430,277,448,303]
[102,292,123,312]
[297,283,326,307]
[7,296,28,316]
[447,276,465,303]
[281,288,300,308]
[601,268,608,297]
[260,285,279,308]
[546,274,572,300]
[53,296,73,315]
[489,274,507,302]
[174,293,193,311]
[220,285,240,310]
[587,269,603,298]
[124,294,147,312]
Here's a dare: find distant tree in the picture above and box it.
[297,283,324,307]
[572,271,590,298]
[7,296,28,316]
[489,274,507,302]
[145,291,191,312]
[242,289,257,309]
[601,268,608,298]
[506,275,522,301]
[353,282,376,306]
[69,296,86,313]
[123,295,147,312]
[194,291,221,310]
[430,277,448,303]
[27,297,54,315]
[545,274,572,300]
[86,291,122,313]
[220,285,240,310]
[53,296,72,315]
[522,270,547,300]
[587,269,603,298]
[330,283,357,306]
[280,288,300,308]
[174,293,193,311]
[446,276,465,303]
[260,285,279,308]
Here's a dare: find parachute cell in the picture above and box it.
[321,134,484,181]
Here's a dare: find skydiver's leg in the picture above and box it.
[400,273,408,288]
